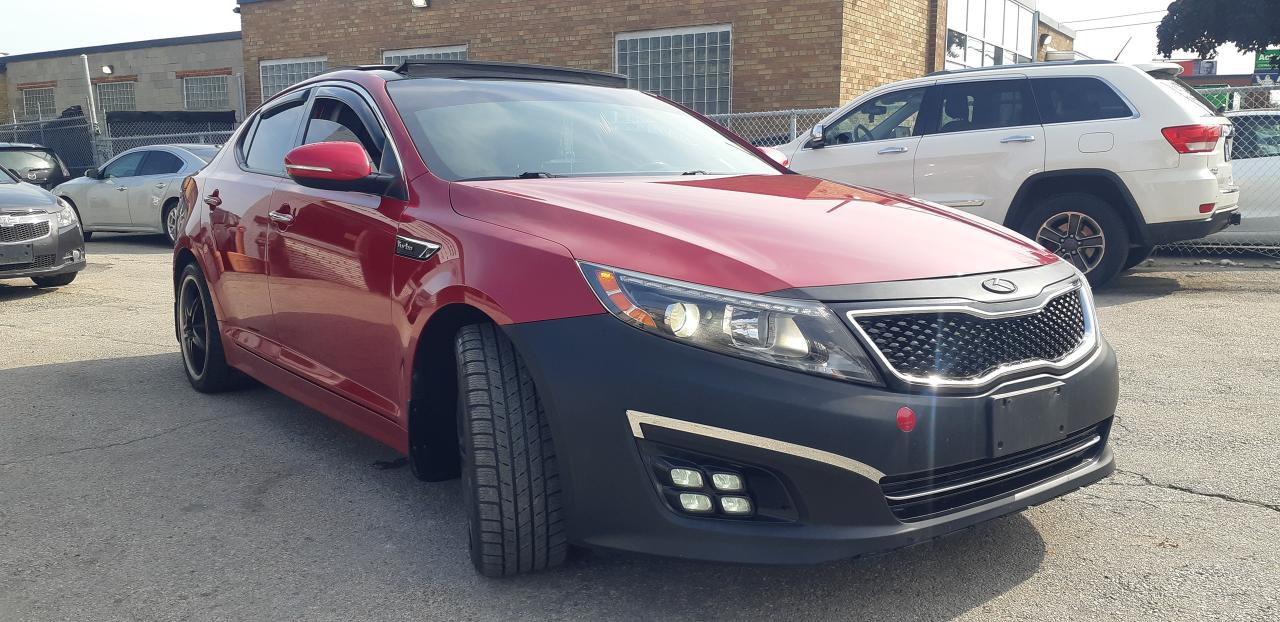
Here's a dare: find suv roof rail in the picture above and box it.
[927,59,1117,77]
[391,60,628,88]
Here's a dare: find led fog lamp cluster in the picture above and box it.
[665,466,753,516]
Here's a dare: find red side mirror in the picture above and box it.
[284,141,374,185]
[759,146,790,168]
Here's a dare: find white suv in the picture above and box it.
[783,60,1241,285]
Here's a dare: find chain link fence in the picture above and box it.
[0,116,98,176]
[707,108,835,147]
[1163,84,1280,258]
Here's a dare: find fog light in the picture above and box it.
[710,472,743,492]
[670,468,704,489]
[678,493,714,513]
[720,496,753,515]
[72,249,83,261]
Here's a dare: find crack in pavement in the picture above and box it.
[0,415,238,468]
[1105,468,1280,514]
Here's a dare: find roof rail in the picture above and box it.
[927,59,1116,77]
[332,64,399,72]
[391,60,627,88]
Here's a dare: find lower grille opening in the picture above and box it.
[0,254,57,272]
[881,423,1105,522]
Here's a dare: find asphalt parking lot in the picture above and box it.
[2,234,1278,621]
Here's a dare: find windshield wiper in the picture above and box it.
[680,170,709,175]
[457,172,563,182]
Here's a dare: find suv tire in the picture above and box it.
[1019,192,1129,287]
[1122,245,1155,272]
[176,262,243,392]
[455,323,567,577]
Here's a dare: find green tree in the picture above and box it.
[1157,0,1280,58]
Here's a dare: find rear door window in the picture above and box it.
[1032,78,1133,124]
[928,79,1038,134]
[137,151,186,176]
[244,99,307,175]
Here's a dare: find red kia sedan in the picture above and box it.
[173,61,1118,577]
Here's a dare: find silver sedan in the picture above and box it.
[53,144,220,244]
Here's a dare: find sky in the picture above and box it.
[0,0,1261,76]
[1037,0,1256,75]
[0,0,242,56]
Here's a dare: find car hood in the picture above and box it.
[0,182,59,213]
[449,174,1060,293]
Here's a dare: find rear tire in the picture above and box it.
[32,273,76,287]
[1018,192,1129,287]
[82,231,93,242]
[176,262,241,393]
[163,200,180,246]
[1123,245,1155,271]
[455,323,567,577]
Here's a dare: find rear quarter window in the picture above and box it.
[1031,78,1133,124]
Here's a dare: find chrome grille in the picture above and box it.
[0,221,50,243]
[853,290,1088,382]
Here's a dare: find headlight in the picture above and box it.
[55,198,78,228]
[580,263,881,385]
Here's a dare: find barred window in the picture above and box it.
[22,88,57,120]
[184,75,231,111]
[384,45,469,65]
[260,57,328,100]
[615,25,732,115]
[96,82,136,113]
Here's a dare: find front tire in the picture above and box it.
[1019,192,1129,287]
[455,324,567,577]
[32,273,76,287]
[176,262,241,392]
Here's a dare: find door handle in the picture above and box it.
[155,183,167,189]
[268,211,294,224]
[877,146,909,155]
[1000,135,1037,143]
[116,186,129,192]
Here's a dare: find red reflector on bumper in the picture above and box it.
[1199,203,1215,214]
[896,407,917,432]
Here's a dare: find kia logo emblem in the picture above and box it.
[982,278,1018,294]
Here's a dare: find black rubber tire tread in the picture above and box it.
[1018,192,1130,288]
[163,200,180,246]
[177,262,243,393]
[31,272,77,287]
[1122,245,1155,272]
[455,323,566,577]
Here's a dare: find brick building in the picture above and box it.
[0,33,245,124]
[236,0,1069,115]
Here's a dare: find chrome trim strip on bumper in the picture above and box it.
[846,281,1098,389]
[625,410,885,482]
[884,434,1102,502]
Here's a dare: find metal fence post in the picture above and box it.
[790,113,798,142]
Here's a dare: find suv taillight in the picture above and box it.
[1162,124,1222,154]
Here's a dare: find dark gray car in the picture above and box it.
[0,166,85,287]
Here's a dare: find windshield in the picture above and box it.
[387,79,779,181]
[0,149,61,174]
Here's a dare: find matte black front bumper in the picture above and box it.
[0,217,85,280]
[505,314,1118,564]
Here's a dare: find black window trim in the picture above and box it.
[297,82,407,200]
[1029,75,1139,126]
[237,88,312,179]
[305,86,389,172]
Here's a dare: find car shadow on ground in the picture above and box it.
[1,353,1049,621]
[1093,272,1183,309]
[86,232,173,255]
[0,280,56,302]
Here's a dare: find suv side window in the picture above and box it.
[101,151,147,179]
[1032,78,1133,124]
[137,151,185,176]
[929,79,1038,134]
[303,97,384,170]
[825,87,926,145]
[244,99,307,175]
